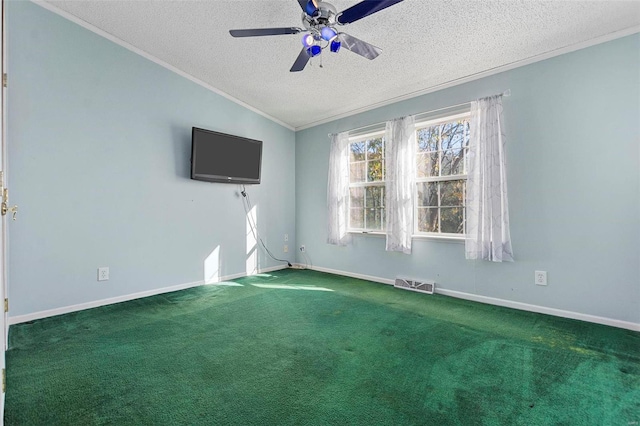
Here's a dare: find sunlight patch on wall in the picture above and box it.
[246,204,258,275]
[204,245,220,284]
[246,204,257,255]
[246,249,258,276]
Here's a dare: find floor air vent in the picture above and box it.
[394,278,435,294]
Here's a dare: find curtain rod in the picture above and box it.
[332,90,511,137]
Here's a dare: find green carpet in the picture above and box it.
[5,269,640,425]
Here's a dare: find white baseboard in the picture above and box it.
[8,265,288,325]
[304,265,640,332]
[11,264,639,332]
[308,265,395,286]
[434,288,640,332]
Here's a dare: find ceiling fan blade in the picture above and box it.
[337,33,382,60]
[229,27,303,37]
[297,0,318,12]
[290,48,311,72]
[337,0,404,25]
[297,0,307,10]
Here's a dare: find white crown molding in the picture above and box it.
[306,265,640,332]
[30,1,296,132]
[8,265,288,325]
[295,25,640,131]
[23,5,640,134]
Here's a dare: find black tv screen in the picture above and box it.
[191,127,262,184]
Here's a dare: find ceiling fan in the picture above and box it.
[229,0,405,72]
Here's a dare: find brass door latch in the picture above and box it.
[1,188,17,220]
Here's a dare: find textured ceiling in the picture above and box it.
[44,0,640,129]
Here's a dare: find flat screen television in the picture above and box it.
[191,127,262,184]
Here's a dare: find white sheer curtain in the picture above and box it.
[327,132,351,246]
[465,95,514,262]
[385,116,416,254]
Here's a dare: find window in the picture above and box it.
[415,113,470,236]
[348,134,385,231]
[345,110,470,238]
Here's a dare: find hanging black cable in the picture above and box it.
[241,185,292,268]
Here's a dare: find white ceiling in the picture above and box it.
[44,0,640,130]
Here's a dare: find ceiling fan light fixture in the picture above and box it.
[230,0,406,72]
[307,45,322,57]
[320,26,337,41]
[302,33,314,48]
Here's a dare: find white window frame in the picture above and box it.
[343,106,472,240]
[347,130,386,233]
[413,112,471,239]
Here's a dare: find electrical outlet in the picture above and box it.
[283,245,289,253]
[98,267,109,281]
[284,234,289,242]
[535,271,547,286]
[300,245,306,252]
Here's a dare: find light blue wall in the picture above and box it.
[295,34,640,324]
[7,1,639,324]
[7,1,296,316]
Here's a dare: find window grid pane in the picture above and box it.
[438,125,442,178]
[417,207,439,233]
[440,207,464,234]
[350,141,365,162]
[350,161,366,183]
[367,160,383,182]
[363,184,385,230]
[437,182,441,231]
[440,180,464,207]
[350,208,364,229]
